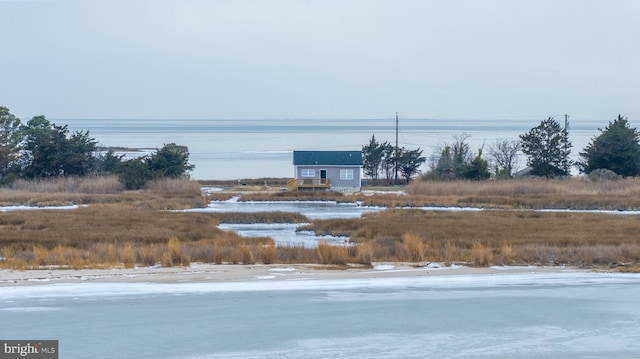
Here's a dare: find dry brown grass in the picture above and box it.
[471,242,493,267]
[301,208,640,268]
[4,177,640,270]
[144,177,202,194]
[1,176,205,209]
[402,232,426,262]
[275,244,318,264]
[10,175,124,193]
[317,241,348,265]
[404,178,640,210]
[212,211,309,224]
[0,206,280,268]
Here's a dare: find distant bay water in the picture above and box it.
[62,118,603,180]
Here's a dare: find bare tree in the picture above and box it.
[489,139,521,178]
[424,134,491,180]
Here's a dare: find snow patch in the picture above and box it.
[490,265,538,271]
[373,264,395,271]
[255,276,277,280]
[0,205,80,212]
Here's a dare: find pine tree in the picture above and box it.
[579,115,640,177]
[519,117,571,178]
[361,135,384,181]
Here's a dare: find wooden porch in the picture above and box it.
[286,178,331,191]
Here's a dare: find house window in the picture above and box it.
[301,169,315,177]
[340,169,354,180]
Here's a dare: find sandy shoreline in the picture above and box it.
[0,263,581,287]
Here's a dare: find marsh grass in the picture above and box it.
[403,178,640,210]
[301,208,640,267]
[10,175,123,193]
[258,244,276,264]
[4,177,640,270]
[317,241,348,265]
[212,211,309,224]
[162,237,190,267]
[2,176,205,209]
[0,207,276,268]
[402,233,426,262]
[275,244,318,264]
[471,242,494,267]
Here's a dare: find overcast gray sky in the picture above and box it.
[1,0,638,120]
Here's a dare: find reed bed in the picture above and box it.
[301,209,640,268]
[1,176,205,209]
[4,177,640,270]
[408,177,640,196]
[9,175,124,193]
[143,177,203,195]
[0,203,320,269]
[0,207,223,249]
[399,178,640,210]
[0,206,279,269]
[212,211,309,224]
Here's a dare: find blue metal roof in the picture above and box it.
[293,151,363,166]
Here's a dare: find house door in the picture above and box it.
[320,170,327,184]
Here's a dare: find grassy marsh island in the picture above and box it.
[1,176,640,272]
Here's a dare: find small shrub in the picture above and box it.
[588,169,620,181]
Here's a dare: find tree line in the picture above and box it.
[361,135,426,184]
[362,114,639,182]
[0,106,194,189]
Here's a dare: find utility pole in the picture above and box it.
[564,114,570,175]
[395,112,399,185]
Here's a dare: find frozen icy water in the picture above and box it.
[1,272,639,359]
[185,198,640,247]
[184,198,381,247]
[189,197,382,219]
[0,205,81,212]
[217,223,349,247]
